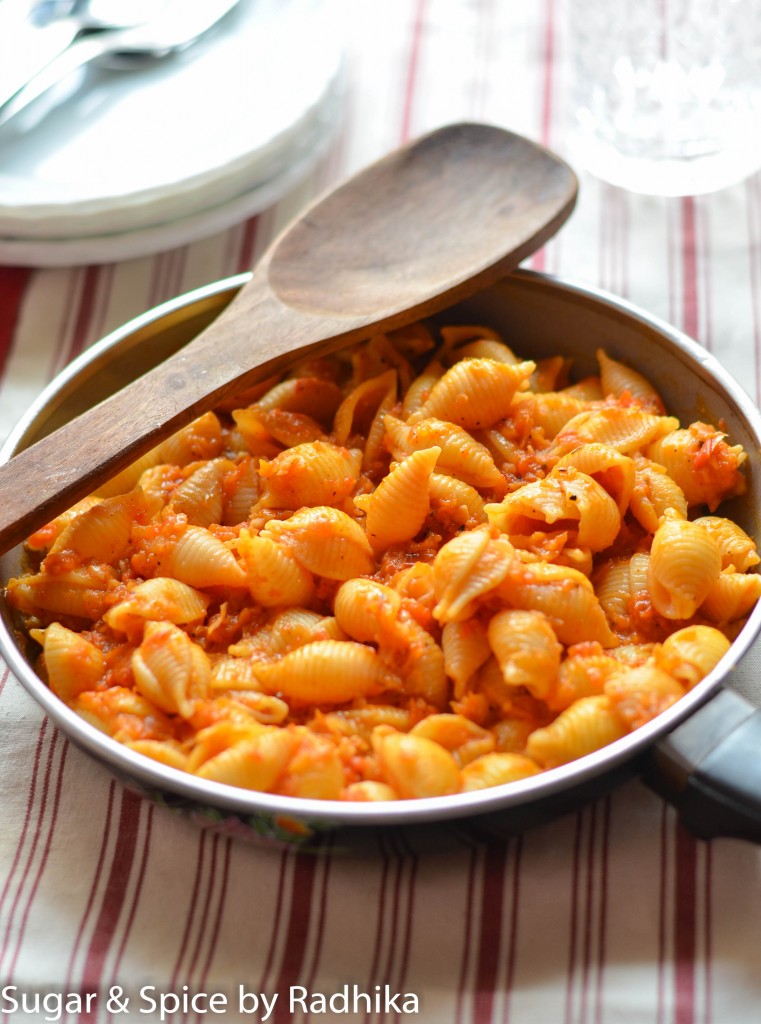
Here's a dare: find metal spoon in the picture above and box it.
[0,0,242,128]
[0,0,159,112]
[0,123,578,552]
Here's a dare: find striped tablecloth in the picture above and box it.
[2,2,761,1022]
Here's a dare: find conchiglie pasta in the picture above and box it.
[9,314,756,806]
[647,510,722,619]
[409,358,535,429]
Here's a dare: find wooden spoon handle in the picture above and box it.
[0,279,348,552]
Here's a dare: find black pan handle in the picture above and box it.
[645,687,761,842]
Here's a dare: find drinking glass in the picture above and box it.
[564,0,761,195]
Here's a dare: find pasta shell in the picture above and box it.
[548,651,621,711]
[487,608,562,699]
[441,619,491,696]
[372,728,461,798]
[157,412,225,466]
[334,369,397,444]
[237,531,314,607]
[409,358,535,429]
[253,408,326,448]
[553,443,635,514]
[645,423,746,510]
[50,487,159,563]
[402,359,445,418]
[252,377,344,425]
[334,578,402,646]
[6,563,116,620]
[699,569,761,624]
[429,473,486,526]
[25,496,102,552]
[515,392,587,438]
[657,624,731,687]
[72,686,173,741]
[604,665,684,729]
[460,752,540,790]
[253,639,393,703]
[432,526,516,623]
[167,460,226,527]
[647,510,722,619]
[410,714,494,767]
[132,621,212,718]
[196,727,300,791]
[486,468,620,552]
[385,415,504,490]
[525,695,627,768]
[163,525,247,589]
[262,507,375,580]
[596,348,665,410]
[554,408,679,455]
[344,781,399,801]
[692,516,760,571]
[222,456,260,525]
[32,622,104,702]
[257,442,362,510]
[629,455,688,532]
[104,577,210,636]
[397,618,449,708]
[354,447,440,553]
[276,733,344,800]
[500,561,619,648]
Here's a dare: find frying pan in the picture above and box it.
[2,269,760,850]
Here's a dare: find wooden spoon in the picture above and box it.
[0,123,577,552]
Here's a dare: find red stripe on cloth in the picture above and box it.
[0,666,9,697]
[236,216,261,275]
[169,831,208,992]
[105,805,154,1020]
[293,847,333,1016]
[257,850,290,996]
[0,721,50,938]
[455,847,480,1024]
[63,781,117,994]
[181,833,221,993]
[192,838,232,1024]
[703,843,713,1024]
[79,788,142,1016]
[363,841,392,1024]
[2,734,69,994]
[579,804,597,1024]
[271,853,318,1024]
[0,267,32,383]
[501,837,523,1024]
[472,843,508,1024]
[564,812,584,1024]
[673,825,698,1024]
[594,799,611,1024]
[388,844,417,1024]
[656,788,669,1024]
[67,266,102,363]
[399,0,426,143]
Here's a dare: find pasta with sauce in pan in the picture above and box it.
[6,323,759,801]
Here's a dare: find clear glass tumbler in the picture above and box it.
[564,0,761,195]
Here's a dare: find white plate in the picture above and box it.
[0,92,342,266]
[0,0,345,238]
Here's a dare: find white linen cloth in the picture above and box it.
[1,2,761,1022]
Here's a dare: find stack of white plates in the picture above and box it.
[0,0,346,266]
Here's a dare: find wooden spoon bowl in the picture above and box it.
[0,122,577,551]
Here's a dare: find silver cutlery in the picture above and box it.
[0,0,158,114]
[0,0,242,129]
